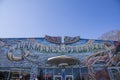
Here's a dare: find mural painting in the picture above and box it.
[0,35,120,80]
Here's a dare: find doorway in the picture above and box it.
[54,75,62,80]
[65,75,73,80]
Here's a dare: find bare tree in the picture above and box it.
[98,30,120,41]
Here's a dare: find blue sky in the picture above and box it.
[0,0,120,39]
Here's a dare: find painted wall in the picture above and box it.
[0,37,120,80]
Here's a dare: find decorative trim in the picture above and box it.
[64,36,80,44]
[45,35,62,44]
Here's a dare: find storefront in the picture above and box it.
[0,35,119,80]
[38,67,89,80]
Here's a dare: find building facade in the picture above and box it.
[0,35,120,80]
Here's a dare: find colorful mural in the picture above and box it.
[0,36,120,80]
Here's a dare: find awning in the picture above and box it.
[47,55,80,66]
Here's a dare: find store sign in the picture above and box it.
[16,42,108,53]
